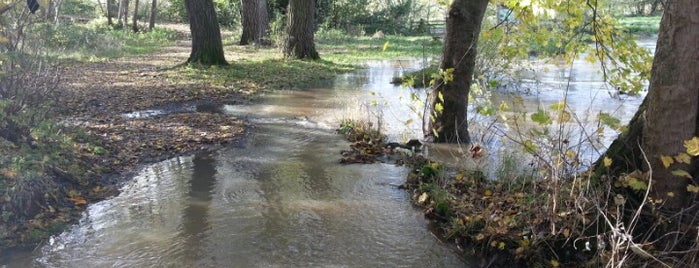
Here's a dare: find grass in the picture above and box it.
[27,19,179,61]
[317,34,443,64]
[618,16,661,35]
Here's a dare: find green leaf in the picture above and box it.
[523,140,537,154]
[549,101,566,111]
[598,113,621,129]
[530,109,552,125]
[671,169,692,179]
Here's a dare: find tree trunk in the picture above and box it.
[131,0,139,32]
[422,0,488,144]
[283,0,319,60]
[239,0,270,46]
[184,0,228,65]
[118,0,130,26]
[642,0,699,211]
[148,0,156,30]
[106,0,115,25]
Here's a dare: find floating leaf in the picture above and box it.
[671,169,692,179]
[660,155,674,168]
[550,259,560,267]
[674,153,692,164]
[684,136,699,156]
[603,157,613,167]
[382,41,390,52]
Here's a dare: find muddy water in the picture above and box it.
[1,61,469,267]
[2,38,655,266]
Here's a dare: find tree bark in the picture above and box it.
[131,0,139,32]
[148,0,156,30]
[184,0,228,65]
[240,0,270,46]
[423,0,488,144]
[283,0,319,60]
[118,0,130,26]
[106,0,115,25]
[642,0,699,211]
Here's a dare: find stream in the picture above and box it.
[1,61,469,267]
[0,37,654,267]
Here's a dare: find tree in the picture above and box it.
[239,0,270,46]
[132,0,140,32]
[422,0,488,144]
[184,0,228,65]
[106,0,116,25]
[601,0,698,212]
[283,0,319,60]
[118,0,130,26]
[148,0,156,30]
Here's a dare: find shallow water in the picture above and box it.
[0,61,468,267]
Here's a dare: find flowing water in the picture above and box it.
[1,38,655,267]
[0,61,469,267]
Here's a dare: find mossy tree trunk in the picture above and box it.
[423,0,488,144]
[283,0,319,60]
[240,0,270,46]
[184,0,228,66]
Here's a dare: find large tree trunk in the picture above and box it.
[642,0,699,211]
[423,0,488,144]
[148,0,156,30]
[118,0,130,26]
[131,0,139,32]
[184,0,228,65]
[239,0,270,46]
[283,0,319,60]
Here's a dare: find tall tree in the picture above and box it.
[283,0,319,60]
[118,0,130,26]
[239,0,270,46]
[148,0,156,29]
[131,0,140,32]
[422,0,488,143]
[184,0,228,65]
[106,0,115,25]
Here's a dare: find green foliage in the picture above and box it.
[618,16,661,35]
[27,22,177,60]
[60,0,98,17]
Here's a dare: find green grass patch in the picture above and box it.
[29,20,178,60]
[618,16,661,35]
[317,34,443,64]
[178,58,355,95]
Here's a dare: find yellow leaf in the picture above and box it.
[418,192,429,204]
[484,189,493,196]
[674,153,692,164]
[550,259,560,267]
[603,157,613,167]
[684,136,699,156]
[660,155,674,168]
[687,185,699,193]
[382,41,390,52]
